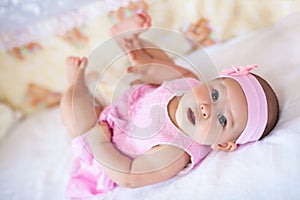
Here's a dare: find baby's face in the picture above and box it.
[175,78,248,145]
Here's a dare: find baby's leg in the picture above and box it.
[123,38,175,67]
[61,57,100,138]
[110,11,151,58]
[110,11,174,66]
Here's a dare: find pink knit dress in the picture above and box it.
[66,78,212,199]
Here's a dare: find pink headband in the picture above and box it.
[221,65,268,144]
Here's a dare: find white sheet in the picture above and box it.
[0,13,300,200]
[0,107,73,200]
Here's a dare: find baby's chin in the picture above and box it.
[187,130,221,145]
[178,129,214,145]
[193,137,217,145]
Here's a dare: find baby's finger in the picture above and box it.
[127,66,141,73]
[127,51,137,62]
[126,65,145,74]
[123,42,132,51]
[126,66,133,73]
[99,121,111,133]
[99,121,108,127]
[99,121,112,140]
[131,37,143,50]
[122,41,138,61]
[122,38,132,48]
[79,57,88,69]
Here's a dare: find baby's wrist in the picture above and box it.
[87,123,111,144]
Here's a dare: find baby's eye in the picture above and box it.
[211,89,219,102]
[218,114,227,126]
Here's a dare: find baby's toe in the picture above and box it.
[139,11,151,27]
[79,57,88,69]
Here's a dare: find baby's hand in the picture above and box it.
[99,122,112,141]
[122,37,153,66]
[126,63,160,85]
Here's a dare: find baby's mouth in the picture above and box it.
[187,108,196,125]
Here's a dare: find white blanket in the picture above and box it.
[0,13,300,200]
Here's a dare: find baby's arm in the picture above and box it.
[87,124,190,188]
[126,145,190,187]
[123,38,198,84]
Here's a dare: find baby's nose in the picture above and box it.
[200,104,210,119]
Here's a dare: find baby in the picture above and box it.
[60,12,279,199]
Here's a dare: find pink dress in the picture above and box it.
[66,78,212,199]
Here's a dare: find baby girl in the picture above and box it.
[60,11,279,199]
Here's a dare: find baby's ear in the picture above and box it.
[211,142,237,152]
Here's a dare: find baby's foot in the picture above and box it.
[109,11,151,38]
[183,18,214,47]
[66,56,88,85]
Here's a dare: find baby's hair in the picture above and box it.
[252,74,279,140]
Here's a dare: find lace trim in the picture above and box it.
[0,1,109,51]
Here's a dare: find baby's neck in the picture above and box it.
[167,96,181,128]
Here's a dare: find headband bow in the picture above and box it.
[221,64,258,76]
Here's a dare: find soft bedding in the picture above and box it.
[0,13,300,200]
